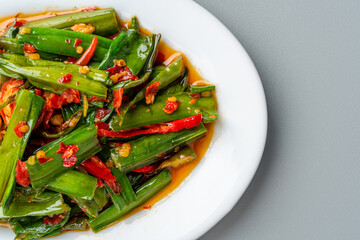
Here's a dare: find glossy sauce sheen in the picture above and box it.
[0,9,215,228]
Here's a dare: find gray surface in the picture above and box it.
[195,0,360,239]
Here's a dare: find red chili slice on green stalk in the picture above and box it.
[113,88,123,115]
[56,142,79,167]
[96,114,203,138]
[15,159,30,187]
[75,36,98,66]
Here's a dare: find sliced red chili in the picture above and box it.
[95,122,109,130]
[81,156,116,181]
[38,156,54,164]
[155,51,166,63]
[75,36,97,66]
[45,93,62,110]
[34,88,42,96]
[58,73,73,83]
[67,57,77,64]
[14,121,27,138]
[42,109,54,129]
[60,89,80,105]
[113,88,123,115]
[145,81,161,104]
[106,66,138,81]
[163,99,181,114]
[15,159,30,187]
[97,114,203,138]
[43,212,67,225]
[88,96,107,102]
[0,79,24,126]
[94,108,111,122]
[65,39,71,44]
[23,43,36,54]
[96,178,104,188]
[56,142,79,167]
[133,164,157,173]
[74,38,82,47]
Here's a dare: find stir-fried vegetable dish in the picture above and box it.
[0,7,218,239]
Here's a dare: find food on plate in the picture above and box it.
[0,7,218,239]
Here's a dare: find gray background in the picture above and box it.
[195,0,360,239]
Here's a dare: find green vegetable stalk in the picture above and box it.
[24,8,120,36]
[47,170,97,200]
[3,188,70,218]
[17,27,112,61]
[0,90,44,212]
[111,123,207,172]
[114,56,184,128]
[88,169,172,232]
[0,37,62,60]
[70,187,108,218]
[98,17,155,75]
[27,125,102,189]
[0,57,108,98]
[1,53,111,86]
[110,92,218,131]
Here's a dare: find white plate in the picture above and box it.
[0,0,267,239]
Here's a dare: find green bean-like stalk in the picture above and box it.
[0,90,44,213]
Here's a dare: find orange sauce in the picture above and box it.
[0,8,216,230]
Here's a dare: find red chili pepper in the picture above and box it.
[58,73,73,83]
[143,205,152,210]
[43,212,67,225]
[75,36,97,66]
[95,122,109,130]
[56,142,79,167]
[97,114,203,138]
[88,96,107,102]
[113,88,123,115]
[60,89,80,105]
[145,81,161,104]
[133,164,157,173]
[155,51,166,63]
[67,57,77,64]
[45,93,62,110]
[34,89,42,96]
[6,19,26,28]
[14,121,27,138]
[15,159,30,187]
[96,178,104,188]
[81,156,116,181]
[42,109,54,129]
[65,39,71,44]
[106,66,138,82]
[94,108,111,122]
[0,79,24,126]
[38,156,54,164]
[74,38,82,47]
[23,43,36,54]
[163,99,181,114]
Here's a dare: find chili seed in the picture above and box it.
[27,53,40,60]
[27,155,36,165]
[76,46,84,54]
[36,150,46,159]
[117,143,132,157]
[79,66,90,74]
[19,27,31,35]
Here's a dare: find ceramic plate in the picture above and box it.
[0,0,267,239]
